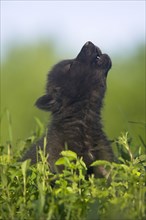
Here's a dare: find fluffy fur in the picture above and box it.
[23,41,114,176]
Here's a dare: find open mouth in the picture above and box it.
[97,53,112,71]
[94,45,112,71]
[96,56,101,60]
[77,41,112,71]
[95,46,102,60]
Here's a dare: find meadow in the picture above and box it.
[0,131,145,220]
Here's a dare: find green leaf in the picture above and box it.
[139,154,146,162]
[60,150,77,160]
[21,159,30,176]
[90,160,111,167]
[55,157,67,165]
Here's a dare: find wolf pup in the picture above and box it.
[23,41,114,177]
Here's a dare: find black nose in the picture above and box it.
[84,41,94,47]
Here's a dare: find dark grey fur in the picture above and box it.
[23,41,114,176]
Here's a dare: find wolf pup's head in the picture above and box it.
[35,41,112,114]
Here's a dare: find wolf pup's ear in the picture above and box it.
[35,95,54,111]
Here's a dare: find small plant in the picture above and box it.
[0,132,146,220]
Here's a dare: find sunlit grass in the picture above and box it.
[0,130,145,220]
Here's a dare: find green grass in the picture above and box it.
[0,132,146,220]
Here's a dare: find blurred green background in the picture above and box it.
[1,42,145,150]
